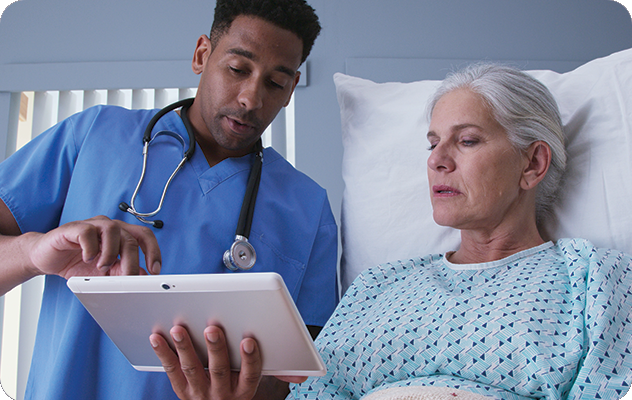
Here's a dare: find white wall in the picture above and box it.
[622,0,632,14]
[0,1,16,20]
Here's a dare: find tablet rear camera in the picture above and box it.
[161,283,171,290]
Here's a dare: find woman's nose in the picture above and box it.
[427,143,455,172]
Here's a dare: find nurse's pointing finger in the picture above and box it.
[114,220,161,275]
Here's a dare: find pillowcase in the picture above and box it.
[335,48,632,293]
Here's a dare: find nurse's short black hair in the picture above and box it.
[210,0,321,65]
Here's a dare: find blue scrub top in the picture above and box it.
[0,105,338,400]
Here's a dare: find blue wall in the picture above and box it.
[0,0,631,223]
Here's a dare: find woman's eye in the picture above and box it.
[460,139,479,147]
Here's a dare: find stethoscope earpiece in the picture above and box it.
[119,202,164,229]
[119,98,262,271]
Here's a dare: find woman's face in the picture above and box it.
[427,88,529,232]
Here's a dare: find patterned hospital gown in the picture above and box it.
[289,239,632,399]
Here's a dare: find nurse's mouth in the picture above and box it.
[226,117,255,134]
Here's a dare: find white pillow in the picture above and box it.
[335,48,632,293]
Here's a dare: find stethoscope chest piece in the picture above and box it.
[223,235,256,271]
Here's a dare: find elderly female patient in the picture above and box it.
[289,64,632,399]
[156,64,632,400]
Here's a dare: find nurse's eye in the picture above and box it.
[268,79,284,90]
[229,66,247,75]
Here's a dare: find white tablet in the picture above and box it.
[67,272,326,376]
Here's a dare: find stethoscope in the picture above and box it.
[118,98,262,271]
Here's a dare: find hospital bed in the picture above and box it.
[0,0,631,398]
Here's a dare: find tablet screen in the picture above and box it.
[67,272,326,376]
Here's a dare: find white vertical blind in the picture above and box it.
[83,90,107,110]
[21,88,291,157]
[58,91,83,121]
[32,91,58,139]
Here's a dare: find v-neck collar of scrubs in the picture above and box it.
[158,110,275,195]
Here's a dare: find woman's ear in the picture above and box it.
[192,35,212,75]
[521,141,551,190]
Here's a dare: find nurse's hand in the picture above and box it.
[27,215,161,278]
[150,325,307,400]
[150,325,263,400]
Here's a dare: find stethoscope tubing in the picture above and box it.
[126,146,187,219]
[236,141,263,239]
[119,98,263,270]
[119,99,196,227]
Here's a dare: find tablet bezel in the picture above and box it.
[67,272,326,376]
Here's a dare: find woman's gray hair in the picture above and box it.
[427,63,567,224]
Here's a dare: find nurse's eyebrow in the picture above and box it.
[227,47,296,78]
[228,47,256,61]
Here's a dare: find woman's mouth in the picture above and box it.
[433,185,461,197]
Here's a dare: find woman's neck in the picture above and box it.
[449,221,545,264]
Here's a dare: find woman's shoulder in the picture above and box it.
[555,238,632,260]
[352,253,445,290]
[553,238,632,283]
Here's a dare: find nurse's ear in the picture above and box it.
[283,71,301,107]
[520,141,551,190]
[192,35,212,75]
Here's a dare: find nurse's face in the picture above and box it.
[190,15,302,164]
[426,89,528,232]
